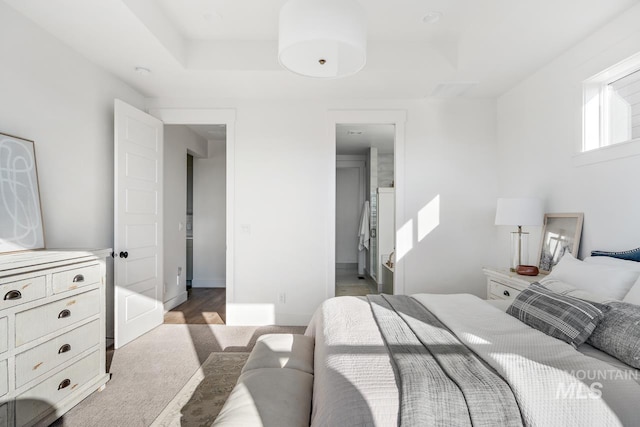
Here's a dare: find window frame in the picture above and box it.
[582,53,640,153]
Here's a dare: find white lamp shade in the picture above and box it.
[495,198,544,226]
[278,0,367,78]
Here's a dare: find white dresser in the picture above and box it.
[0,250,110,427]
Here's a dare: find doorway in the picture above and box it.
[162,124,227,325]
[114,102,236,347]
[335,123,395,296]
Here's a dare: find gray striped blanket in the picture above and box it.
[368,294,523,427]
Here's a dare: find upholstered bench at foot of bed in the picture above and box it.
[212,334,315,427]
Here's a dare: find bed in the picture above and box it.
[305,249,640,426]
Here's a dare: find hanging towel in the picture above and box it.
[358,201,370,251]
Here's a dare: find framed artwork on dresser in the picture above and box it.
[537,213,584,273]
[0,132,45,253]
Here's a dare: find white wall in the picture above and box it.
[163,125,207,309]
[497,4,640,263]
[193,139,227,288]
[378,154,394,187]
[147,98,500,325]
[0,2,145,337]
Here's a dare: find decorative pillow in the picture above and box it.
[546,253,640,300]
[507,283,607,348]
[588,301,640,369]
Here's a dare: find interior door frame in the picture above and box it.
[148,108,237,305]
[327,110,407,298]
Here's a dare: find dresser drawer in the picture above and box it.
[16,351,100,427]
[16,320,100,388]
[52,263,101,294]
[0,359,7,397]
[0,276,46,310]
[0,318,6,354]
[15,289,100,347]
[489,280,521,300]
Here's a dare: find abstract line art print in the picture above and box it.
[0,133,45,253]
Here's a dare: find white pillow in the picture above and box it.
[545,253,640,300]
[623,276,640,306]
[538,277,617,304]
[584,255,640,272]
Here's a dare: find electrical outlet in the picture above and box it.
[278,293,286,304]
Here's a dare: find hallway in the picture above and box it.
[335,267,378,296]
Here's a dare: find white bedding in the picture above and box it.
[486,299,640,386]
[305,294,640,426]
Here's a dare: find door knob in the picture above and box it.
[119,251,128,259]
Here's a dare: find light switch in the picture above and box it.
[178,222,184,231]
[241,224,251,234]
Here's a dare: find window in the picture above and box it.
[583,54,640,152]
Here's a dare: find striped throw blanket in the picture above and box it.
[368,294,523,427]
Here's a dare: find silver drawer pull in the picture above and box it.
[503,290,510,297]
[59,344,71,354]
[3,290,22,300]
[58,379,71,390]
[72,274,85,283]
[58,309,71,319]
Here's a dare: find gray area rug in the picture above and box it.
[151,352,249,427]
[51,324,305,427]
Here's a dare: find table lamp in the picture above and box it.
[495,198,544,274]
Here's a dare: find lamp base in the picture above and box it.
[509,231,529,272]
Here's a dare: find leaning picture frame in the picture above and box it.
[537,213,584,273]
[0,132,45,254]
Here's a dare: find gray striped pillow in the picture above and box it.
[507,283,607,348]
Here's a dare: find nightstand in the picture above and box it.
[482,267,545,300]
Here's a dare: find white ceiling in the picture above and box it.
[5,0,639,100]
[336,124,394,155]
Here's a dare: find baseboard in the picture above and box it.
[164,291,188,312]
[192,279,226,288]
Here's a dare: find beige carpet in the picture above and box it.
[51,324,305,427]
[151,352,249,427]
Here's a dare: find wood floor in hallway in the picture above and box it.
[335,267,378,296]
[164,288,226,324]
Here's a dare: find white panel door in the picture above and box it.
[114,99,164,349]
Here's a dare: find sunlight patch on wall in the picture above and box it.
[418,194,440,242]
[396,219,413,262]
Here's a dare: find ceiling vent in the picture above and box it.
[430,82,478,98]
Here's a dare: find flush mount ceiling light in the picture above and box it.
[278,0,367,79]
